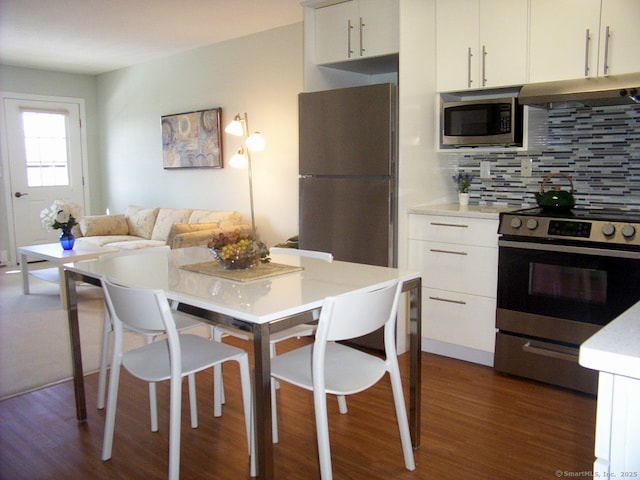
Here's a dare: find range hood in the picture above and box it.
[519,72,640,108]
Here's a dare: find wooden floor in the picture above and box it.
[0,337,597,479]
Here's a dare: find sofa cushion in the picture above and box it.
[151,208,192,241]
[126,206,159,239]
[166,222,219,248]
[75,235,142,248]
[79,214,128,237]
[189,210,243,228]
[105,239,167,250]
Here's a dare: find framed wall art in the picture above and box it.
[161,107,223,169]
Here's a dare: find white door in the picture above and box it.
[2,95,87,259]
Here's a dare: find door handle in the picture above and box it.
[14,191,29,198]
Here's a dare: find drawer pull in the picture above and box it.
[522,342,579,363]
[429,248,468,256]
[428,296,466,305]
[430,222,469,228]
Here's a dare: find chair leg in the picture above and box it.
[97,311,112,410]
[212,328,225,417]
[236,355,253,456]
[101,355,122,461]
[387,359,416,471]
[168,370,183,480]
[337,395,348,414]
[313,388,333,480]
[145,336,160,432]
[188,373,199,428]
[271,374,279,444]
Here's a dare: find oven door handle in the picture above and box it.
[522,341,579,363]
[499,239,640,259]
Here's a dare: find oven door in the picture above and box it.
[497,239,640,326]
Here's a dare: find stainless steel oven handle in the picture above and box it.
[522,341,579,363]
[430,222,469,228]
[499,239,640,259]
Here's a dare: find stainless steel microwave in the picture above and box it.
[441,96,523,147]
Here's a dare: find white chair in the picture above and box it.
[100,277,253,480]
[212,247,340,442]
[96,246,210,419]
[270,279,415,480]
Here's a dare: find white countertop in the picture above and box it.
[408,203,517,219]
[579,301,640,380]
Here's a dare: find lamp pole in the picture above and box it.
[242,112,257,237]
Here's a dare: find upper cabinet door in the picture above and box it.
[530,0,601,82]
[436,0,528,92]
[436,0,479,91]
[479,0,528,89]
[357,0,399,59]
[315,0,398,65]
[598,0,640,76]
[315,1,359,64]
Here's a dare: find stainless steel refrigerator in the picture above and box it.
[298,82,398,269]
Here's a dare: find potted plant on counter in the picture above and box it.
[452,173,474,206]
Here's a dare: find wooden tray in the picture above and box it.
[180,261,303,282]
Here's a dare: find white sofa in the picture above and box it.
[74,205,250,250]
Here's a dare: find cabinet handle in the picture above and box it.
[347,19,354,58]
[467,47,473,88]
[603,25,611,75]
[429,296,466,305]
[482,45,487,87]
[584,28,591,77]
[429,248,468,256]
[430,222,469,228]
[359,17,365,56]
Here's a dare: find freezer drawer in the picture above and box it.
[299,176,394,267]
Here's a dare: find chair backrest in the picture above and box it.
[315,279,402,345]
[269,247,333,262]
[102,277,175,336]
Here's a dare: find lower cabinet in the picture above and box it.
[408,211,499,365]
[593,372,640,476]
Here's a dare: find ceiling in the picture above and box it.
[0,0,304,75]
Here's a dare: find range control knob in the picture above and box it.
[526,218,538,230]
[602,224,616,237]
[621,225,636,238]
[510,217,522,229]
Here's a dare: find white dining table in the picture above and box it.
[63,246,422,479]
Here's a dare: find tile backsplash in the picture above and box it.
[455,103,640,209]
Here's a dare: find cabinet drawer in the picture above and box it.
[409,239,498,297]
[409,214,498,247]
[422,287,496,352]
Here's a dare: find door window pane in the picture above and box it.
[21,111,69,186]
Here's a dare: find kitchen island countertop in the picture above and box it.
[580,302,640,380]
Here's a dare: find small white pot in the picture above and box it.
[458,193,470,206]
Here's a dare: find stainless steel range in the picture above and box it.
[495,207,640,395]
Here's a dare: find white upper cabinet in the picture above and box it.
[530,0,640,83]
[314,0,399,65]
[436,0,528,92]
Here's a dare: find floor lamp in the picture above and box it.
[225,112,265,237]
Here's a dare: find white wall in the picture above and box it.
[97,23,303,247]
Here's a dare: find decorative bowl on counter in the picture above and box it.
[208,230,261,270]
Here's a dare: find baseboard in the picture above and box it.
[421,337,494,367]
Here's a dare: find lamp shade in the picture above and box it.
[225,114,244,136]
[229,147,248,168]
[246,132,266,152]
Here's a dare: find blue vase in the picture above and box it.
[60,228,75,250]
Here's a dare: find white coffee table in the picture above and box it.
[19,242,117,307]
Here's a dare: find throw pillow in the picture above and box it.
[125,207,159,239]
[79,214,128,236]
